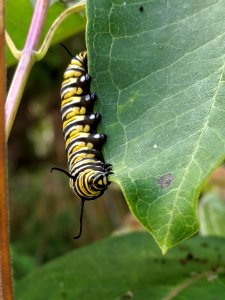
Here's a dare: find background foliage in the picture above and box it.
[15,233,225,299]
[6,0,225,298]
[8,35,130,278]
[7,0,130,280]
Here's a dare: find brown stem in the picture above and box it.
[0,2,14,300]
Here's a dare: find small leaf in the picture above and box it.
[86,0,225,252]
[15,232,225,299]
[199,191,225,237]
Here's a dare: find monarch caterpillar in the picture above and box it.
[51,44,113,239]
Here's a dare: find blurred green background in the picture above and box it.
[8,32,139,281]
[8,1,225,286]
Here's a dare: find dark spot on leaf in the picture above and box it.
[179,252,194,265]
[211,265,220,272]
[178,245,190,252]
[200,242,209,248]
[179,260,184,266]
[187,252,194,260]
[180,252,208,266]
[59,291,67,299]
[179,259,185,266]
[157,172,173,189]
[139,5,144,12]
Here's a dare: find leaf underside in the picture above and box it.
[87,0,225,252]
[15,232,225,300]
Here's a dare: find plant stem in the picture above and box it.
[0,2,14,300]
[5,31,21,60]
[36,0,86,61]
[5,0,50,141]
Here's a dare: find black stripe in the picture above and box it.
[79,54,87,70]
[71,161,106,176]
[61,93,96,117]
[61,83,87,97]
[65,133,106,154]
[68,149,104,164]
[74,55,84,66]
[68,160,98,183]
[69,157,105,171]
[68,134,106,148]
[63,114,101,132]
[65,66,86,75]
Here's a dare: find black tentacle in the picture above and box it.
[51,167,75,180]
[59,43,74,58]
[74,199,85,239]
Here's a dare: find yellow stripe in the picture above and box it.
[62,87,83,99]
[62,78,77,86]
[65,107,86,119]
[65,132,89,144]
[61,96,81,106]
[71,59,82,67]
[68,125,83,136]
[73,153,95,164]
[64,71,83,78]
[63,116,83,127]
[69,125,90,137]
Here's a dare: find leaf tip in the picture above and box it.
[161,246,168,255]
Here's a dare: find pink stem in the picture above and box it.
[5,0,50,141]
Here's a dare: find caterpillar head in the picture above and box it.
[70,169,110,201]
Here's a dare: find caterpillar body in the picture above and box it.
[52,46,113,239]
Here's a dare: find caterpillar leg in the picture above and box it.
[105,163,113,174]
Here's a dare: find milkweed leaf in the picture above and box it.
[15,232,225,299]
[87,0,225,253]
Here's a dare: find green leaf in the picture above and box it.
[199,191,225,237]
[86,0,225,252]
[6,0,86,66]
[15,232,225,299]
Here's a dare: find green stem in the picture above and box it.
[36,0,86,61]
[5,31,21,60]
